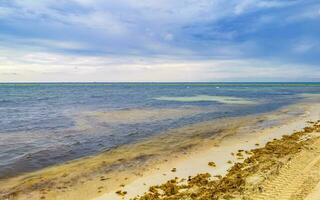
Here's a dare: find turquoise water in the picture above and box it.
[0,82,319,177]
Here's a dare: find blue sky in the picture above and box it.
[0,0,319,82]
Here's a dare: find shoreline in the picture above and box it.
[131,120,320,200]
[1,99,320,200]
[96,102,320,200]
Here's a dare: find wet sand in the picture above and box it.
[1,99,320,200]
[97,102,320,200]
[126,122,320,200]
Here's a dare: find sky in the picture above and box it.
[0,0,319,82]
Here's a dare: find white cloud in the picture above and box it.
[234,0,294,15]
[163,33,174,41]
[0,7,13,17]
[292,39,319,53]
[0,49,318,82]
[2,0,293,38]
[0,0,306,58]
[286,7,320,22]
[0,0,319,82]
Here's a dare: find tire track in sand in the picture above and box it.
[249,138,320,200]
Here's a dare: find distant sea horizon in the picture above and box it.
[1,81,320,85]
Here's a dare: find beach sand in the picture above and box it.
[1,99,320,200]
[96,102,320,200]
[130,120,320,200]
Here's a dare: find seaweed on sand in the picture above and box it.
[208,162,216,167]
[133,121,320,200]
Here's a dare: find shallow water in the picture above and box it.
[154,95,256,104]
[0,82,319,178]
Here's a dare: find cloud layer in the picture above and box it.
[0,0,319,81]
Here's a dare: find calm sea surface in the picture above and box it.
[0,83,319,177]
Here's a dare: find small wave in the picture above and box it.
[0,99,12,103]
[154,95,256,105]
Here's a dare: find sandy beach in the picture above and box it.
[128,120,320,200]
[1,97,320,200]
[96,101,320,200]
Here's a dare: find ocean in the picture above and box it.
[0,82,319,178]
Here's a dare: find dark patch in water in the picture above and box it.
[0,83,319,178]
